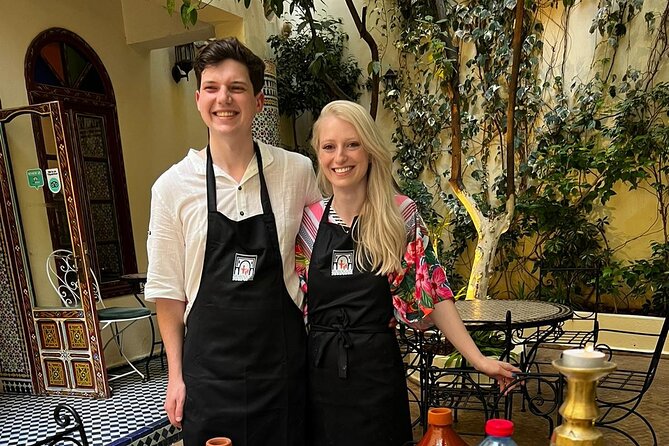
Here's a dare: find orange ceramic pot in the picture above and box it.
[205,437,232,446]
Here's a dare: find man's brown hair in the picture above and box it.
[194,37,265,94]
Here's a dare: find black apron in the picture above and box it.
[307,198,412,446]
[182,144,306,446]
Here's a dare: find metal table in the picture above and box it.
[455,299,573,329]
[456,299,573,373]
[402,299,572,432]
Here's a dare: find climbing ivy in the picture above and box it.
[386,0,669,314]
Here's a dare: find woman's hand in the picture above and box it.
[475,357,521,393]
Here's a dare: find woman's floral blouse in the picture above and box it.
[296,195,454,329]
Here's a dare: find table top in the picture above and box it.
[120,273,147,284]
[455,299,572,329]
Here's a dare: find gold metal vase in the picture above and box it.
[550,359,616,445]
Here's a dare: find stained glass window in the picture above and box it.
[34,42,105,94]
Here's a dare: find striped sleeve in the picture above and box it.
[296,200,326,294]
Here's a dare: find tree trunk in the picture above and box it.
[445,0,523,300]
[344,0,380,119]
[449,180,515,300]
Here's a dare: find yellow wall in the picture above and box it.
[538,0,667,265]
[0,0,280,367]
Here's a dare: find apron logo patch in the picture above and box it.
[331,250,354,276]
[232,254,257,281]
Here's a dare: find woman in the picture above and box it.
[296,100,519,446]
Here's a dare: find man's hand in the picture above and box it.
[155,299,186,428]
[165,376,186,428]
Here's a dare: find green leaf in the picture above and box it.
[166,0,176,15]
[367,60,381,75]
[308,56,323,75]
[180,3,191,28]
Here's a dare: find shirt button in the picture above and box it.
[240,211,245,216]
[238,186,242,190]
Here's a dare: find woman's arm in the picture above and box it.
[431,300,520,388]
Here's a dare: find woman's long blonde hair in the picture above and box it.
[311,100,405,275]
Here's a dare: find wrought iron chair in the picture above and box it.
[421,311,516,436]
[594,314,669,446]
[30,404,89,446]
[492,371,564,437]
[46,249,152,381]
[521,266,601,366]
[513,266,601,419]
[396,323,428,428]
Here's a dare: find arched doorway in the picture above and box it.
[25,27,136,297]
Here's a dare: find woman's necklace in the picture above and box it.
[329,203,357,234]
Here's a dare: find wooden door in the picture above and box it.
[0,101,110,398]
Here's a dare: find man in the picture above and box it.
[145,38,321,446]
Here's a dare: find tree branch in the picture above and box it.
[302,5,355,102]
[505,0,524,200]
[344,0,380,119]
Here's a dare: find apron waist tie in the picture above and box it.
[310,321,390,379]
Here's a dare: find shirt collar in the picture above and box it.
[188,141,275,181]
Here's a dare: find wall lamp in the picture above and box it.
[382,68,398,91]
[171,43,196,83]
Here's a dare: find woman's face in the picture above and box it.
[316,115,370,194]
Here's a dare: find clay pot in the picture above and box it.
[205,438,232,446]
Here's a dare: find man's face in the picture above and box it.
[195,59,264,139]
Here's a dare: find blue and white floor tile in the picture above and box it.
[0,359,180,446]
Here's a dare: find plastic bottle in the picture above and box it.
[417,407,469,446]
[477,419,518,446]
[205,438,232,446]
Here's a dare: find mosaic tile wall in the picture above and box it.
[0,218,33,393]
[252,60,281,146]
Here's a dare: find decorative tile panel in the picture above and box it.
[65,320,88,350]
[76,114,107,157]
[0,379,33,394]
[83,161,112,200]
[38,320,61,349]
[0,219,31,380]
[72,361,94,388]
[252,60,280,146]
[44,360,67,387]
